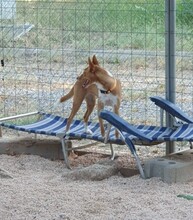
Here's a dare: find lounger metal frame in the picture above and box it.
[100,96,193,178]
[1,96,192,178]
[0,111,122,168]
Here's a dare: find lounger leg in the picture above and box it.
[160,108,164,126]
[60,138,71,169]
[190,142,193,149]
[104,124,115,160]
[119,132,146,179]
[104,123,112,144]
[133,151,146,179]
[110,143,115,160]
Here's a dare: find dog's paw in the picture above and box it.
[85,128,93,135]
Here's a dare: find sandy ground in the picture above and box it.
[1,153,193,220]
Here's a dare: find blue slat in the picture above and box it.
[99,110,193,142]
[150,96,193,123]
[1,111,193,146]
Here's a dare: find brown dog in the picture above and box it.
[60,73,98,135]
[60,55,121,138]
[81,55,121,138]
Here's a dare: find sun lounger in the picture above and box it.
[0,112,124,168]
[1,96,192,178]
[100,96,193,178]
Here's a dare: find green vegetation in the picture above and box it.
[1,0,193,51]
[0,1,162,50]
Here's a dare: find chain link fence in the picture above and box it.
[0,1,193,150]
[176,0,193,114]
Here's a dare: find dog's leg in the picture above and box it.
[65,98,85,159]
[83,94,96,134]
[65,98,84,135]
[65,84,86,134]
[98,101,105,137]
[114,104,120,138]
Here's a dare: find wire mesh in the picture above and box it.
[176,0,193,115]
[0,1,192,153]
[0,1,165,123]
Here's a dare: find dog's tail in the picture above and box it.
[60,86,74,103]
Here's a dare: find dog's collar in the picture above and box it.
[99,79,117,94]
[109,78,117,92]
[100,89,110,94]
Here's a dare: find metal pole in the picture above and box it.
[165,0,176,154]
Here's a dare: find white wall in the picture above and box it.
[0,0,16,19]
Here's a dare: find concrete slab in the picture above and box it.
[144,149,193,183]
[0,136,101,159]
[0,136,65,160]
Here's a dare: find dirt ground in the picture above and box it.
[1,144,193,220]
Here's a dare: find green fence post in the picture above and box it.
[165,0,176,154]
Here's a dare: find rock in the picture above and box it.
[119,167,139,177]
[0,168,13,179]
[63,161,118,181]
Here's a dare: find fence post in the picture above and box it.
[165,0,176,154]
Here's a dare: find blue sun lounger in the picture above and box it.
[0,112,124,168]
[100,96,193,178]
[0,96,192,178]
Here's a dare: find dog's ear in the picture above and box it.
[92,55,99,65]
[88,57,95,73]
